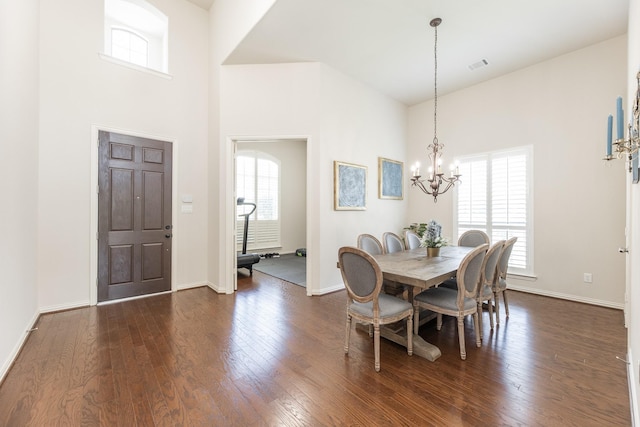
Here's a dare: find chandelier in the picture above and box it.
[410,18,461,202]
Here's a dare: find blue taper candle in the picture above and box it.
[617,97,624,139]
[607,114,613,156]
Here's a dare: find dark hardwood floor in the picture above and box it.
[0,272,631,426]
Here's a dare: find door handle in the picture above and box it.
[165,234,172,239]
[619,247,629,253]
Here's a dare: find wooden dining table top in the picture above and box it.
[372,245,474,290]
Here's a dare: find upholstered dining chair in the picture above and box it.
[493,237,518,325]
[404,230,422,250]
[458,230,490,247]
[476,240,505,336]
[382,232,405,254]
[338,246,413,372]
[357,233,405,297]
[413,244,488,360]
[357,233,384,255]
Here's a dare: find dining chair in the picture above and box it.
[476,240,505,336]
[338,246,413,372]
[382,232,405,253]
[404,230,422,250]
[493,237,518,325]
[357,234,384,255]
[458,230,490,247]
[357,233,405,297]
[413,244,488,360]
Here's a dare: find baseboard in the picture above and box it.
[0,309,39,384]
[311,283,345,296]
[176,281,208,291]
[629,348,639,426]
[509,285,624,310]
[39,300,91,314]
[206,281,224,293]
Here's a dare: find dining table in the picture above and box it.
[370,245,475,361]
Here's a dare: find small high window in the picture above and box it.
[104,0,168,73]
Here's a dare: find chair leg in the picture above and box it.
[406,315,413,356]
[488,297,495,330]
[344,314,352,354]
[476,301,483,341]
[494,291,501,325]
[457,315,466,360]
[374,324,381,372]
[503,289,510,318]
[436,313,443,330]
[473,312,481,347]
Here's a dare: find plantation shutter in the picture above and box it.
[454,146,533,275]
[236,151,281,251]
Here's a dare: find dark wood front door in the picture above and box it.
[98,131,172,302]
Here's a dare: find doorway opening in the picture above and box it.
[234,138,307,289]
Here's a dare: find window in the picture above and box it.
[454,145,533,275]
[104,0,168,73]
[111,28,148,67]
[236,151,281,250]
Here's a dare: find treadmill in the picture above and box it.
[236,197,260,274]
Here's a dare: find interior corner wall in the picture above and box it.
[220,62,408,294]
[0,0,40,380]
[408,36,627,307]
[208,0,276,292]
[37,0,209,310]
[626,0,640,422]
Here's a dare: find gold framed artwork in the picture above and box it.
[378,157,403,200]
[334,161,367,210]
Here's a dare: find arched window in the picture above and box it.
[111,28,148,67]
[237,151,281,250]
[104,0,168,73]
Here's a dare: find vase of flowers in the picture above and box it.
[419,220,448,257]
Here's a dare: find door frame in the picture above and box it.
[90,124,179,305]
[226,135,315,296]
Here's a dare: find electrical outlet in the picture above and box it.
[584,273,593,283]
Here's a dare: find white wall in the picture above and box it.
[238,140,307,254]
[37,0,210,310]
[408,36,627,307]
[0,0,40,380]
[626,0,640,422]
[221,62,408,294]
[208,0,277,293]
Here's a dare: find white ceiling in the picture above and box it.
[221,0,629,106]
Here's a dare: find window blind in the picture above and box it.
[236,151,281,251]
[455,146,533,275]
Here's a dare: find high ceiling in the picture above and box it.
[219,0,629,106]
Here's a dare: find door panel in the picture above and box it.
[98,131,172,302]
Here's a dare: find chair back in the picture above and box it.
[456,244,488,305]
[458,230,490,247]
[497,237,518,284]
[482,240,505,289]
[404,230,421,250]
[338,247,383,305]
[357,234,383,255]
[382,232,405,253]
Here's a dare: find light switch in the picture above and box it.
[182,194,193,203]
[181,204,193,214]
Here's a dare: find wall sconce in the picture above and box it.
[604,71,640,173]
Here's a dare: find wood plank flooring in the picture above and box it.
[0,272,631,426]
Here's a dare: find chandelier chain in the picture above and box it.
[433,21,438,142]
